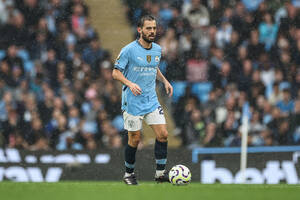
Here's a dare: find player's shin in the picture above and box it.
[124,144,137,177]
[154,139,168,177]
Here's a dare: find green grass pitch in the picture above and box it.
[0,182,299,200]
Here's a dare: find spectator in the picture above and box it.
[258,13,279,51]
[82,36,105,72]
[101,120,122,149]
[175,92,200,138]
[44,49,58,89]
[65,0,89,18]
[0,10,30,48]
[215,18,232,48]
[290,100,300,144]
[70,3,86,35]
[0,60,14,87]
[182,0,209,29]
[276,88,294,115]
[221,111,239,146]
[186,50,208,82]
[224,31,240,62]
[259,53,275,87]
[44,0,65,34]
[2,109,22,146]
[159,28,178,60]
[3,44,25,78]
[17,0,45,29]
[0,0,14,24]
[237,59,252,93]
[268,82,283,105]
[208,0,223,26]
[182,0,210,52]
[182,108,205,146]
[247,30,265,62]
[214,61,235,88]
[29,31,49,61]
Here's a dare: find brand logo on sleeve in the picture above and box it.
[115,53,121,64]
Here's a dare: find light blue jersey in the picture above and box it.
[114,40,162,116]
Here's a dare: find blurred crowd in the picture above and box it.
[0,0,125,150]
[1,0,300,151]
[125,0,300,147]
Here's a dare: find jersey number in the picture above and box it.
[158,106,164,115]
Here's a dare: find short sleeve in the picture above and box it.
[114,47,129,72]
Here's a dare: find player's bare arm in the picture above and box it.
[156,68,173,97]
[112,69,142,96]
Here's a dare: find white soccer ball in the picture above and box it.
[169,164,191,185]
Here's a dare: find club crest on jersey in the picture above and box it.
[147,55,151,63]
[155,56,160,62]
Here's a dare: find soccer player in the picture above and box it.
[112,15,173,185]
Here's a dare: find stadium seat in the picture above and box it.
[112,115,124,131]
[170,81,187,103]
[0,50,6,60]
[279,81,291,91]
[159,60,167,75]
[24,61,34,74]
[191,82,212,103]
[17,49,30,61]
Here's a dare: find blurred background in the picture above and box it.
[0,0,299,152]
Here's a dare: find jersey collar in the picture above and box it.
[136,39,152,50]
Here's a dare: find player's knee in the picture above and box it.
[132,136,140,146]
[128,132,141,146]
[157,130,168,142]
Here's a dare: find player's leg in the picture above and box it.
[125,130,140,175]
[123,130,140,185]
[123,111,143,185]
[150,124,169,182]
[145,106,169,182]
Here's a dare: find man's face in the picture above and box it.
[283,91,290,101]
[138,20,156,43]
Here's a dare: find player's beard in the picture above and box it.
[141,31,155,43]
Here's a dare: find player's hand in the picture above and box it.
[164,81,173,97]
[129,82,142,96]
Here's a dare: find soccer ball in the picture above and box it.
[169,164,191,185]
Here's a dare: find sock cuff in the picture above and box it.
[125,161,135,169]
[155,139,168,146]
[156,159,167,165]
[127,144,138,151]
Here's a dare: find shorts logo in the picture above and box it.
[128,120,135,128]
[155,56,160,62]
[147,55,151,63]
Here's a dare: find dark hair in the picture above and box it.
[137,15,156,28]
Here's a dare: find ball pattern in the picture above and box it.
[169,164,191,185]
